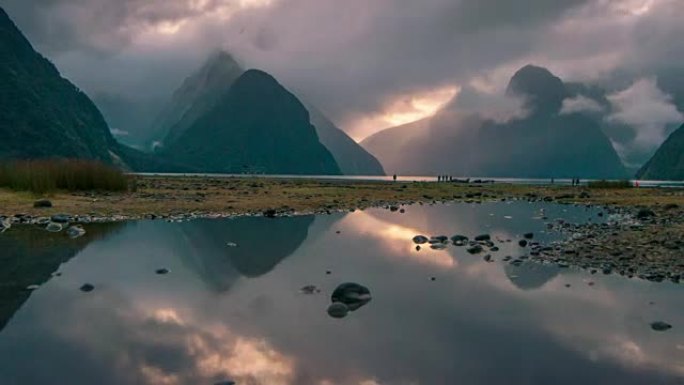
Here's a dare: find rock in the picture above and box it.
[26,284,40,290]
[451,235,469,243]
[300,285,320,294]
[650,321,672,332]
[331,283,372,311]
[415,245,421,251]
[33,199,52,208]
[79,283,95,292]
[523,232,534,239]
[430,243,447,250]
[429,235,448,244]
[483,254,492,262]
[263,209,277,218]
[475,234,491,242]
[518,239,528,247]
[0,217,11,233]
[636,209,655,220]
[466,244,483,254]
[51,214,72,224]
[412,235,429,244]
[66,225,86,239]
[226,242,238,247]
[389,205,399,212]
[327,302,350,318]
[156,268,170,275]
[45,222,63,233]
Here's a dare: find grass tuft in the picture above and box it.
[0,159,129,194]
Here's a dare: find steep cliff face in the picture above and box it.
[0,7,120,162]
[163,70,341,175]
[637,123,684,180]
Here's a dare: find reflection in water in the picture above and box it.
[0,202,683,384]
[504,261,560,290]
[173,216,315,291]
[0,222,124,330]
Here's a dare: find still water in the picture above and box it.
[0,202,682,384]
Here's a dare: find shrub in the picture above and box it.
[587,180,632,189]
[0,159,129,194]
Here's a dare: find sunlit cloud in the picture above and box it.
[346,85,459,142]
[338,211,456,268]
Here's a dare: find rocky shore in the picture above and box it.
[1,176,684,280]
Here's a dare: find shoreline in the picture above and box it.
[1,176,684,281]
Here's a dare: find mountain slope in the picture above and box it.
[148,51,244,149]
[637,123,684,180]
[150,51,382,175]
[362,65,627,178]
[0,7,119,162]
[307,105,385,175]
[162,70,341,175]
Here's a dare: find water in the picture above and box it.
[0,202,682,384]
[135,172,684,187]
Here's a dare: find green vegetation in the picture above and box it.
[587,180,632,189]
[0,159,129,194]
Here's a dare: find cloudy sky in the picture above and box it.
[3,0,683,160]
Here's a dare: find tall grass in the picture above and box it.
[587,180,632,189]
[0,159,129,194]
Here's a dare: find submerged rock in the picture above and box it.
[429,235,448,244]
[156,268,170,275]
[327,302,350,318]
[475,234,491,242]
[45,222,63,233]
[0,217,11,233]
[51,214,72,224]
[300,285,320,294]
[523,232,534,239]
[451,235,469,243]
[467,244,483,254]
[79,283,95,292]
[66,225,86,239]
[650,321,672,332]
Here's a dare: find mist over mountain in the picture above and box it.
[363,65,628,179]
[162,69,341,175]
[637,123,684,180]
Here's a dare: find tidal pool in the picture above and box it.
[0,201,682,384]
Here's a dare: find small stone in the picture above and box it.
[45,222,63,233]
[226,242,238,247]
[523,232,534,239]
[415,245,421,251]
[79,283,95,292]
[412,235,429,244]
[650,321,672,332]
[518,239,528,247]
[26,284,40,290]
[66,225,86,239]
[326,270,332,275]
[300,285,319,294]
[327,302,350,318]
[156,268,170,275]
[474,234,491,242]
[466,244,483,254]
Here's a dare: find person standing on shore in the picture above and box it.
[393,174,397,182]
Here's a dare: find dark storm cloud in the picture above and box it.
[1,0,682,162]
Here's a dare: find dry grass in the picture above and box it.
[0,176,682,218]
[0,159,129,194]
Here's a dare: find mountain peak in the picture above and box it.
[507,64,567,114]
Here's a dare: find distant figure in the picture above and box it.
[393,174,397,182]
[551,177,555,185]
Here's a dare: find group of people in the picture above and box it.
[570,178,581,186]
[437,175,455,182]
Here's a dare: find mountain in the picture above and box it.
[162,69,341,174]
[0,7,120,162]
[150,51,383,175]
[362,65,627,179]
[306,105,385,175]
[147,51,244,149]
[637,123,684,180]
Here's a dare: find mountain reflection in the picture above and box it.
[174,216,315,291]
[0,222,124,331]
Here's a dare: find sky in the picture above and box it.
[3,0,683,161]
